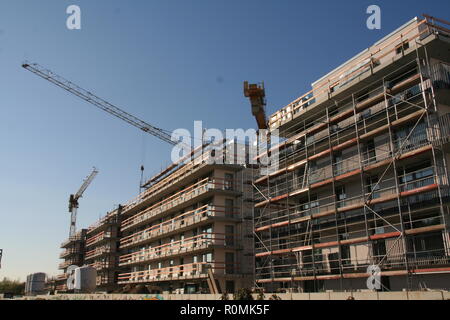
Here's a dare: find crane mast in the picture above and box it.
[0,249,3,269]
[22,62,178,146]
[68,167,98,237]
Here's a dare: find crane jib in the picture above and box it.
[22,62,178,147]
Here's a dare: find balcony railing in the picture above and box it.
[87,211,119,235]
[256,249,450,280]
[120,205,240,248]
[55,284,68,291]
[89,261,114,270]
[60,233,84,248]
[255,166,444,233]
[56,273,69,281]
[85,245,113,260]
[255,134,433,204]
[86,231,113,248]
[118,261,240,284]
[119,232,238,266]
[58,259,81,269]
[59,248,80,258]
[121,177,237,231]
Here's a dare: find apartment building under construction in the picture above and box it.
[84,209,121,291]
[253,15,450,292]
[55,229,87,292]
[117,143,255,294]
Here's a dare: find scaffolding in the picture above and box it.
[116,141,255,293]
[252,15,450,292]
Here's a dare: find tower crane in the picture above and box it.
[68,167,98,237]
[0,249,3,269]
[22,62,180,146]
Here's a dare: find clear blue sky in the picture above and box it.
[1,0,449,281]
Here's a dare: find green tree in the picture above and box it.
[0,277,25,296]
[233,288,254,300]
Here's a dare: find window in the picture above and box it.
[299,194,319,214]
[225,225,235,246]
[396,41,410,55]
[203,252,212,263]
[360,109,372,121]
[224,173,234,190]
[366,176,381,199]
[330,124,340,134]
[394,121,427,151]
[398,162,434,191]
[329,106,339,117]
[225,199,234,217]
[333,152,343,175]
[364,139,376,164]
[225,252,235,274]
[335,186,346,208]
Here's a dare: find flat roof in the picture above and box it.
[311,17,419,87]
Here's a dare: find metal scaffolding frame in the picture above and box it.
[251,18,450,292]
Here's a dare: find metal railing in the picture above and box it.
[119,232,238,266]
[120,205,240,248]
[121,177,237,231]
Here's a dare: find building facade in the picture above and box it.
[253,15,450,292]
[55,229,87,292]
[84,209,121,292]
[117,144,255,294]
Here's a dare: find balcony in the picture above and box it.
[255,165,444,233]
[118,261,240,284]
[96,276,115,286]
[89,260,114,271]
[85,245,113,260]
[60,232,84,248]
[120,205,240,249]
[87,212,119,235]
[58,259,81,270]
[257,248,450,281]
[56,273,69,281]
[119,232,239,266]
[122,148,241,213]
[256,132,433,205]
[121,178,237,231]
[59,248,80,258]
[55,284,68,291]
[86,231,114,248]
